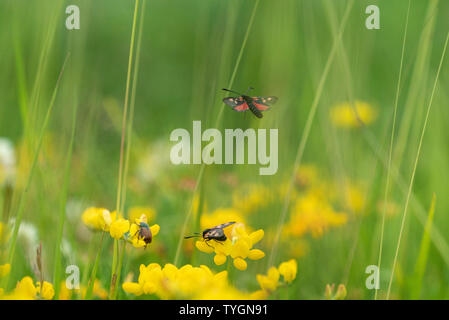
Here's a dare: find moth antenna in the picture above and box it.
[184,234,201,239]
[222,88,244,95]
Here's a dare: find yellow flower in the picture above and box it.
[14,277,37,299]
[36,281,55,300]
[256,259,298,295]
[0,277,54,300]
[194,223,265,271]
[278,259,297,283]
[285,191,347,238]
[257,267,280,292]
[330,100,377,128]
[1,276,38,300]
[128,206,156,224]
[123,263,259,300]
[0,263,11,278]
[81,207,116,231]
[109,218,130,240]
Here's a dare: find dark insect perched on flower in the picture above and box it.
[222,87,278,118]
[133,221,152,248]
[184,221,236,247]
[127,215,160,248]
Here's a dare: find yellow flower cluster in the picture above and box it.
[330,100,377,128]
[195,223,265,271]
[256,259,298,293]
[122,263,261,300]
[285,191,347,238]
[0,276,54,300]
[81,207,160,247]
[81,207,117,231]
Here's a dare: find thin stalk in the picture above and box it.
[120,0,146,216]
[375,0,411,300]
[386,31,449,299]
[115,0,140,215]
[109,239,118,298]
[112,241,127,299]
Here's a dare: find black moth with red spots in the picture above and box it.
[222,88,278,118]
[184,221,236,247]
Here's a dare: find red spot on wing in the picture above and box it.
[234,102,249,112]
[253,103,270,111]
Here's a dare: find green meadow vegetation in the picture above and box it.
[0,0,449,300]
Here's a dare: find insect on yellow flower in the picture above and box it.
[128,215,160,248]
[193,223,265,270]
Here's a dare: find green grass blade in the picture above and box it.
[410,193,436,299]
[53,92,78,299]
[375,0,411,300]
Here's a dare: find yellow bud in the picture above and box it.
[278,259,297,283]
[324,284,333,300]
[248,249,265,260]
[195,240,214,253]
[249,229,264,245]
[214,253,227,265]
[335,284,347,300]
[123,282,143,296]
[233,257,247,271]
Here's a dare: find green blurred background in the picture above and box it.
[0,0,449,299]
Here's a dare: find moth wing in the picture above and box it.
[251,96,278,111]
[223,97,249,112]
[212,221,236,230]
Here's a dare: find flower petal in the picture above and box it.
[233,258,247,271]
[248,249,265,260]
